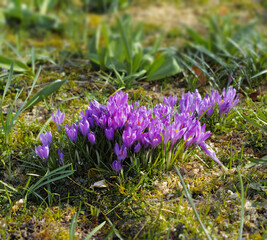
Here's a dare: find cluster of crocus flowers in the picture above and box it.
[35,88,239,173]
[35,131,52,164]
[180,87,239,118]
[35,110,66,165]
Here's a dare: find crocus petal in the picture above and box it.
[199,142,223,166]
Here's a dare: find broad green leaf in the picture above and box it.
[89,53,100,65]
[132,43,143,73]
[39,0,52,15]
[186,27,208,47]
[147,54,182,81]
[0,55,32,74]
[12,0,22,9]
[245,155,267,168]
[24,79,67,110]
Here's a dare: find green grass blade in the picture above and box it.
[237,169,245,240]
[250,69,267,79]
[24,78,67,110]
[69,212,79,240]
[0,180,18,193]
[36,116,52,140]
[106,217,123,240]
[1,63,13,103]
[116,16,132,73]
[84,221,106,240]
[39,0,52,15]
[4,41,25,64]
[240,112,267,132]
[227,37,246,57]
[31,48,35,74]
[27,164,75,197]
[186,27,208,47]
[175,166,212,240]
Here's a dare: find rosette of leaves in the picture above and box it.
[88,15,182,88]
[82,0,131,13]
[3,0,62,33]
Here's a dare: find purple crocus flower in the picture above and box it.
[183,121,199,148]
[149,130,162,149]
[134,142,141,153]
[163,125,171,146]
[94,112,108,129]
[107,91,129,116]
[218,87,239,116]
[81,109,95,128]
[113,111,127,129]
[52,109,65,128]
[193,123,211,145]
[122,127,136,147]
[105,127,115,141]
[58,149,64,165]
[40,131,52,146]
[179,91,196,115]
[170,125,186,148]
[153,103,172,125]
[199,142,222,166]
[114,143,127,161]
[65,124,78,143]
[184,121,211,148]
[139,132,151,149]
[88,132,95,145]
[196,93,214,117]
[79,118,90,136]
[112,160,122,173]
[164,95,177,107]
[35,145,49,161]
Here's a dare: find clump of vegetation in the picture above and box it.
[177,13,267,90]
[88,15,182,88]
[33,88,239,181]
[82,0,131,13]
[3,0,63,34]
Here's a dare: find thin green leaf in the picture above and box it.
[0,180,18,192]
[250,69,267,79]
[27,164,74,197]
[237,169,245,240]
[69,212,79,240]
[106,217,123,240]
[175,166,212,240]
[1,63,13,103]
[241,112,267,132]
[84,221,106,240]
[24,79,67,110]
